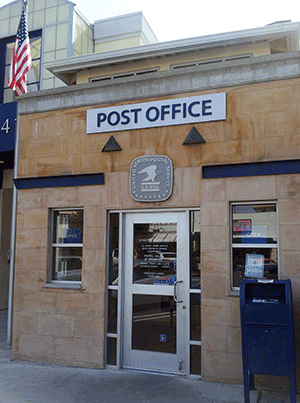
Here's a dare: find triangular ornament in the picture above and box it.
[102,135,122,152]
[182,127,206,145]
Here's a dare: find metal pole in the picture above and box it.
[23,1,29,20]
[7,112,20,345]
[7,0,29,345]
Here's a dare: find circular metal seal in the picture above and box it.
[130,155,173,202]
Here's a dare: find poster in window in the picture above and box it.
[63,228,82,244]
[245,254,264,278]
[233,219,252,234]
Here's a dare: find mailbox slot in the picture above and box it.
[245,282,286,304]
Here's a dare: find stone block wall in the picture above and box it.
[18,79,300,179]
[12,166,202,367]
[12,78,300,378]
[201,175,300,384]
[13,186,106,368]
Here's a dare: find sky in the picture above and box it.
[69,0,300,42]
[0,0,300,42]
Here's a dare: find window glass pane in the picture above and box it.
[53,210,83,244]
[232,247,278,288]
[4,37,42,66]
[52,246,82,281]
[108,213,119,285]
[190,345,201,375]
[44,25,56,52]
[132,294,176,353]
[133,223,177,285]
[5,42,14,64]
[4,36,41,100]
[45,6,57,25]
[3,89,14,103]
[56,23,68,49]
[27,82,39,93]
[190,293,201,341]
[107,290,118,334]
[190,211,200,289]
[107,337,117,365]
[232,204,277,244]
[30,37,41,59]
[4,65,11,85]
[28,59,40,83]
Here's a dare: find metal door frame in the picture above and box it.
[107,208,199,376]
[115,208,189,375]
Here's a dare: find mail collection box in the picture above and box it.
[240,279,296,403]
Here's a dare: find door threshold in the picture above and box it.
[107,365,202,380]
[122,366,186,377]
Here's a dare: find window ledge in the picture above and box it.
[44,282,82,290]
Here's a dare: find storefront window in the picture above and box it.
[51,209,83,282]
[231,203,278,288]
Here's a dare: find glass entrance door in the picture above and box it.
[123,212,189,374]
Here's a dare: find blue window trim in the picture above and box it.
[14,173,105,189]
[202,159,300,179]
[0,29,42,104]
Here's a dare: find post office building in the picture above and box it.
[10,14,300,386]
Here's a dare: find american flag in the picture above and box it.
[8,3,32,96]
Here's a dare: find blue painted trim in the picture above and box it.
[202,159,300,179]
[0,102,17,151]
[14,173,105,189]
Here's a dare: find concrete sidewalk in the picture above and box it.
[0,357,297,403]
[0,310,297,403]
[0,359,257,403]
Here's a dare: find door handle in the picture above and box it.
[174,280,183,303]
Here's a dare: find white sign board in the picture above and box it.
[87,93,226,134]
[245,254,264,278]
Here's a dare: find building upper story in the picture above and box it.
[2,1,300,159]
[46,20,300,87]
[0,0,158,103]
[1,0,300,104]
[0,0,157,157]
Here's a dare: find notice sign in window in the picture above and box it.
[245,254,264,278]
[62,228,82,244]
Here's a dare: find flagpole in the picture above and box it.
[7,0,30,346]
[23,0,29,19]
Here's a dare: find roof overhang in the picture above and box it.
[45,21,300,84]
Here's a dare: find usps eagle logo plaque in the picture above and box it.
[130,156,173,202]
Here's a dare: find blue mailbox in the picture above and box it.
[240,278,296,403]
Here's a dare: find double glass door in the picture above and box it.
[123,212,189,374]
